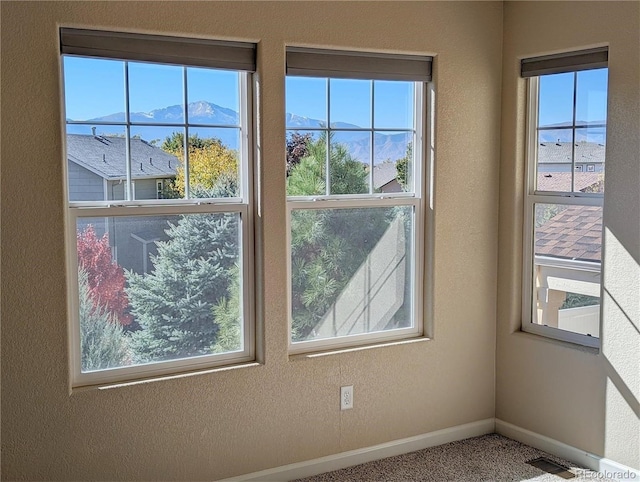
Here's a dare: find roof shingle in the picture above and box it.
[66,134,178,180]
[538,142,605,164]
[535,205,602,263]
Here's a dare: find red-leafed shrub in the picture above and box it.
[77,225,132,326]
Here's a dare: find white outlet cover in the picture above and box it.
[341,385,354,410]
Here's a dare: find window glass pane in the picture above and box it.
[187,68,239,125]
[66,126,127,202]
[290,206,413,343]
[76,213,242,372]
[286,131,326,197]
[128,63,184,124]
[534,203,602,263]
[536,131,573,192]
[330,131,370,195]
[532,203,602,338]
[576,68,608,124]
[538,72,574,127]
[330,79,371,128]
[286,130,321,179]
[286,77,327,128]
[129,126,183,200]
[187,127,240,198]
[574,130,605,193]
[63,57,125,122]
[374,81,413,129]
[374,131,412,193]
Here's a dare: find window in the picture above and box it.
[285,47,432,352]
[61,29,256,386]
[522,48,608,347]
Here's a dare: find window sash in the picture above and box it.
[287,198,424,354]
[285,81,423,198]
[62,63,251,205]
[68,203,255,387]
[526,77,605,198]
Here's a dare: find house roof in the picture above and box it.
[538,142,605,164]
[66,134,178,180]
[373,162,399,190]
[537,172,603,192]
[535,205,602,263]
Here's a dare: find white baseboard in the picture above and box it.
[495,419,640,479]
[598,458,640,480]
[495,419,601,470]
[221,419,638,481]
[219,418,495,481]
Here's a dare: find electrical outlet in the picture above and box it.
[341,385,354,410]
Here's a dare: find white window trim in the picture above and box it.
[286,81,428,355]
[63,58,256,387]
[521,76,603,349]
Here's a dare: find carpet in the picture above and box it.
[293,433,617,481]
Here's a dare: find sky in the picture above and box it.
[64,56,412,128]
[538,68,608,126]
[64,56,608,129]
[63,57,239,120]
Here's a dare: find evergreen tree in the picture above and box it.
[78,269,130,371]
[286,132,312,175]
[126,209,239,362]
[286,133,369,196]
[395,143,412,192]
[211,266,242,354]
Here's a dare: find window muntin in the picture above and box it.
[62,30,255,386]
[285,57,427,352]
[523,60,607,347]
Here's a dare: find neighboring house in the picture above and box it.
[372,161,403,193]
[537,172,603,192]
[68,133,179,274]
[66,133,178,202]
[537,141,605,173]
[374,143,606,194]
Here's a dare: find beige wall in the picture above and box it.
[1,2,501,480]
[497,1,640,469]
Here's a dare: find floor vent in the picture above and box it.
[526,457,576,479]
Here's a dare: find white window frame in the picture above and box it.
[61,30,256,387]
[522,71,606,348]
[285,73,430,354]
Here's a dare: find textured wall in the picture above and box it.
[497,1,640,469]
[1,2,502,480]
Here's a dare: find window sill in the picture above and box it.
[514,328,599,355]
[70,361,263,394]
[288,335,431,362]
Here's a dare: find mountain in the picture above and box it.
[87,100,239,125]
[538,120,606,144]
[68,101,410,163]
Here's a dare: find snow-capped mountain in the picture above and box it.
[68,101,411,163]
